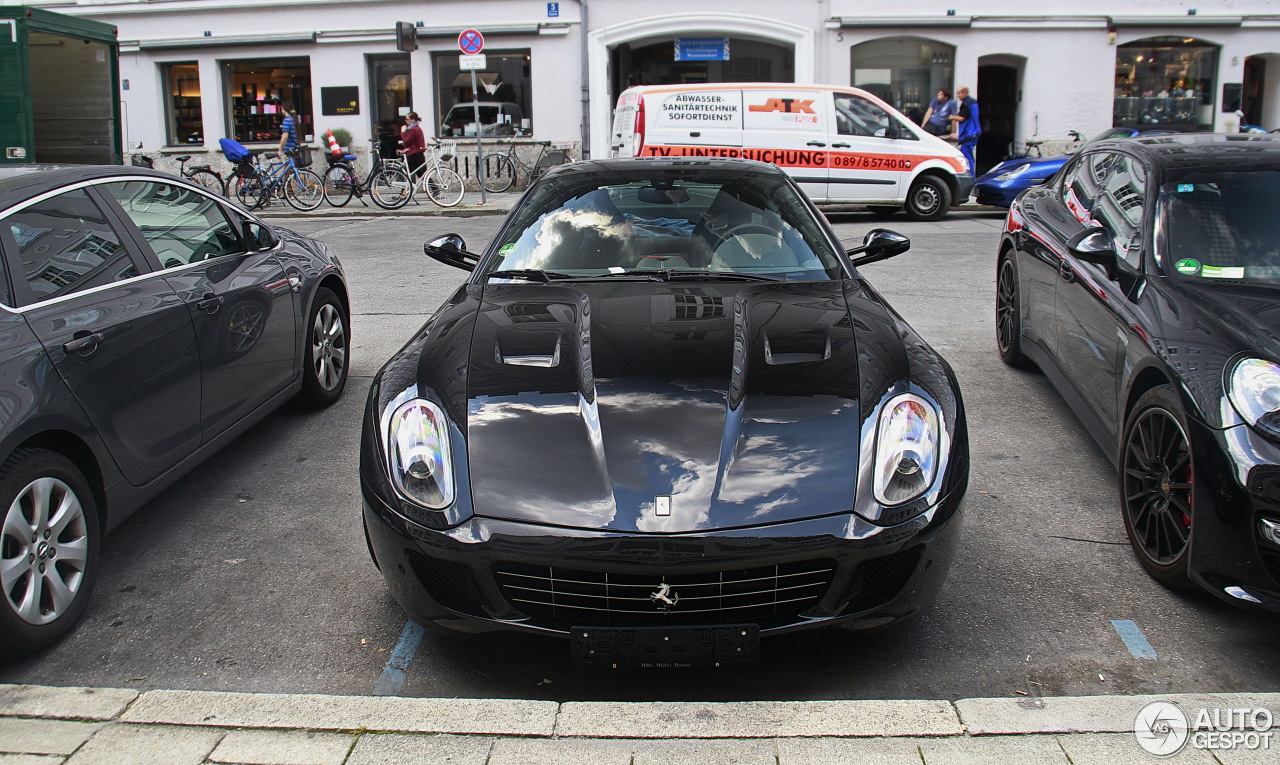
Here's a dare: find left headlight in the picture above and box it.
[1228,358,1280,440]
[995,163,1033,182]
[873,393,941,506]
[387,399,455,509]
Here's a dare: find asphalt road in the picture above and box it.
[2,209,1277,703]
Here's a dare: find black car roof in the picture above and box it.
[0,165,180,210]
[1091,133,1280,179]
[540,156,792,183]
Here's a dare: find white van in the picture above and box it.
[610,83,973,220]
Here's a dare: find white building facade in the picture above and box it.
[31,0,1280,173]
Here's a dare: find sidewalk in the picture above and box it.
[1,684,1276,764]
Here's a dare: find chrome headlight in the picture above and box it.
[995,163,1033,182]
[873,393,941,505]
[1228,358,1280,439]
[387,399,455,509]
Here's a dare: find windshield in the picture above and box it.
[1161,172,1280,281]
[483,174,844,282]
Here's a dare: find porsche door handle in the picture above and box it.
[63,332,103,355]
[194,294,224,313]
[1058,260,1075,282]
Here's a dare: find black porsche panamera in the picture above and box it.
[996,133,1280,612]
[360,158,969,667]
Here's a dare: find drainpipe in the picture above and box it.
[574,0,590,158]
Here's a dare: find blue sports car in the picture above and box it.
[974,128,1174,207]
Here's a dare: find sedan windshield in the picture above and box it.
[483,174,844,282]
[1161,171,1280,281]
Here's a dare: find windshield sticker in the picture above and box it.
[498,243,516,259]
[1200,265,1245,279]
[1175,258,1200,275]
[1177,183,1195,193]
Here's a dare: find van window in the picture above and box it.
[834,93,894,139]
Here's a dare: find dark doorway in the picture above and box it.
[609,38,793,101]
[977,63,1019,175]
[1244,56,1266,127]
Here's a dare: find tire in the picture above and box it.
[867,205,901,217]
[904,175,952,221]
[369,168,411,210]
[232,175,266,210]
[187,169,226,197]
[1120,385,1195,589]
[322,164,355,208]
[0,449,99,656]
[425,167,465,208]
[295,287,349,408]
[482,154,516,193]
[285,168,325,211]
[995,252,1034,368]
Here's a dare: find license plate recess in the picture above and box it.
[571,625,760,668]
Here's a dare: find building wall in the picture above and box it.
[32,0,1280,168]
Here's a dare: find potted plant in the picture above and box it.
[328,127,352,151]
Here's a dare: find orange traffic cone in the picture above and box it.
[326,130,342,157]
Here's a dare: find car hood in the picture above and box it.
[978,154,1067,183]
[463,280,863,533]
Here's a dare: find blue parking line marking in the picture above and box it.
[373,620,425,696]
[1111,619,1158,660]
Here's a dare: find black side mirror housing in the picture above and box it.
[1067,226,1118,275]
[847,228,911,268]
[424,234,481,272]
[243,220,278,251]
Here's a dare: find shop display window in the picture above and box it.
[163,62,203,146]
[850,37,954,127]
[1114,38,1218,131]
[223,57,313,143]
[433,50,531,137]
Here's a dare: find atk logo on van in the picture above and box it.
[748,97,819,125]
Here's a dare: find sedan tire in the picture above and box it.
[1121,385,1195,589]
[0,449,99,655]
[296,287,349,409]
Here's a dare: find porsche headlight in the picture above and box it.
[387,399,455,509]
[874,393,941,505]
[995,163,1033,182]
[1228,358,1280,439]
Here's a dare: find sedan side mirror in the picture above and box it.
[847,229,911,268]
[1067,226,1118,273]
[242,220,278,251]
[424,234,481,272]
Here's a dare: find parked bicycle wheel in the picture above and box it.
[323,163,356,207]
[232,175,266,210]
[425,167,465,207]
[369,167,412,210]
[481,154,516,193]
[285,169,325,211]
[187,168,226,197]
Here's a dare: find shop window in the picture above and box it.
[433,51,531,137]
[369,54,412,137]
[1114,38,1218,132]
[850,37,954,126]
[223,57,313,144]
[163,62,203,146]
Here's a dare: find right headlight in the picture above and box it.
[1228,358,1280,440]
[873,393,941,506]
[995,163,1033,182]
[386,398,455,509]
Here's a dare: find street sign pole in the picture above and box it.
[458,29,487,205]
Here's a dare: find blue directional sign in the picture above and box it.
[547,2,559,17]
[458,28,484,55]
[675,37,730,62]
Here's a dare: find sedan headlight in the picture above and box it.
[995,163,1033,182]
[873,393,941,505]
[387,399,455,509]
[1228,358,1280,439]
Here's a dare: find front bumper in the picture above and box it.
[362,480,966,637]
[954,172,975,205]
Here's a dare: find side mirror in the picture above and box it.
[424,234,481,272]
[847,228,911,268]
[243,220,278,251]
[1067,226,1118,273]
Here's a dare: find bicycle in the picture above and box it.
[376,141,465,209]
[320,139,411,209]
[229,149,325,211]
[478,140,571,193]
[1010,130,1084,161]
[130,152,227,196]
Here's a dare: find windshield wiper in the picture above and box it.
[662,269,782,282]
[486,269,573,282]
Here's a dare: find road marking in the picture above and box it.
[373,620,426,696]
[1111,619,1158,659]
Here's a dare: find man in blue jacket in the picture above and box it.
[950,87,981,174]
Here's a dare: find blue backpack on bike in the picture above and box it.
[219,138,252,162]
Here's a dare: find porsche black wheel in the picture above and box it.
[0,449,99,655]
[1121,385,1195,589]
[996,253,1033,368]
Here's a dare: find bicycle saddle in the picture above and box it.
[176,155,192,162]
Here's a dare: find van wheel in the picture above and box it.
[905,176,951,221]
[867,205,901,217]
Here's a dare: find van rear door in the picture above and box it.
[825,91,905,203]
[739,88,829,201]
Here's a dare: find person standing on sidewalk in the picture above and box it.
[950,87,981,174]
[399,112,426,179]
[277,101,299,157]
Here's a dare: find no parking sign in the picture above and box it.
[458,29,484,54]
